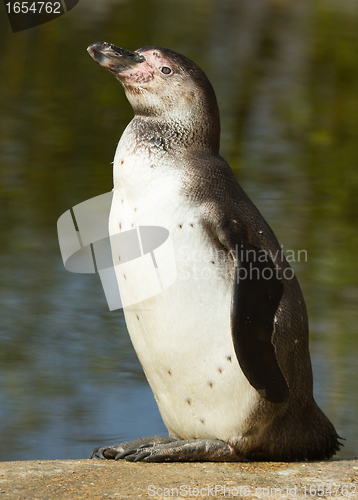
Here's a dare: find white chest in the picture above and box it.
[108,129,257,442]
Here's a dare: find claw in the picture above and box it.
[114,449,137,460]
[89,447,100,459]
[137,443,154,449]
[97,447,109,460]
[134,451,151,462]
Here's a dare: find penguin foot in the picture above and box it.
[89,435,178,460]
[90,437,241,462]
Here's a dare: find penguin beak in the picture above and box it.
[87,42,146,73]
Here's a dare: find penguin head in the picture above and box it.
[87,42,220,152]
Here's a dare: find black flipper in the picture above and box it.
[230,240,289,403]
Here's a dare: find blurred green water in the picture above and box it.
[0,0,357,460]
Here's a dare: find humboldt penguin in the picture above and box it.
[87,42,340,462]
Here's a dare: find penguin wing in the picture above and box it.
[216,221,289,404]
[185,153,289,403]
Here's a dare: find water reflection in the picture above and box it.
[0,0,357,461]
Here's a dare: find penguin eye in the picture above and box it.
[161,66,172,75]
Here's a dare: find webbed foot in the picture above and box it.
[90,435,178,460]
[90,436,241,462]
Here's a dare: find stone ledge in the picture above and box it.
[0,459,357,499]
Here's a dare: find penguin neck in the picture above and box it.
[129,113,220,155]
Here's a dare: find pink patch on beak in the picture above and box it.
[118,61,153,84]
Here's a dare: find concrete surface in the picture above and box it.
[0,458,357,499]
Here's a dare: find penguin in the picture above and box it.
[87,42,340,462]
